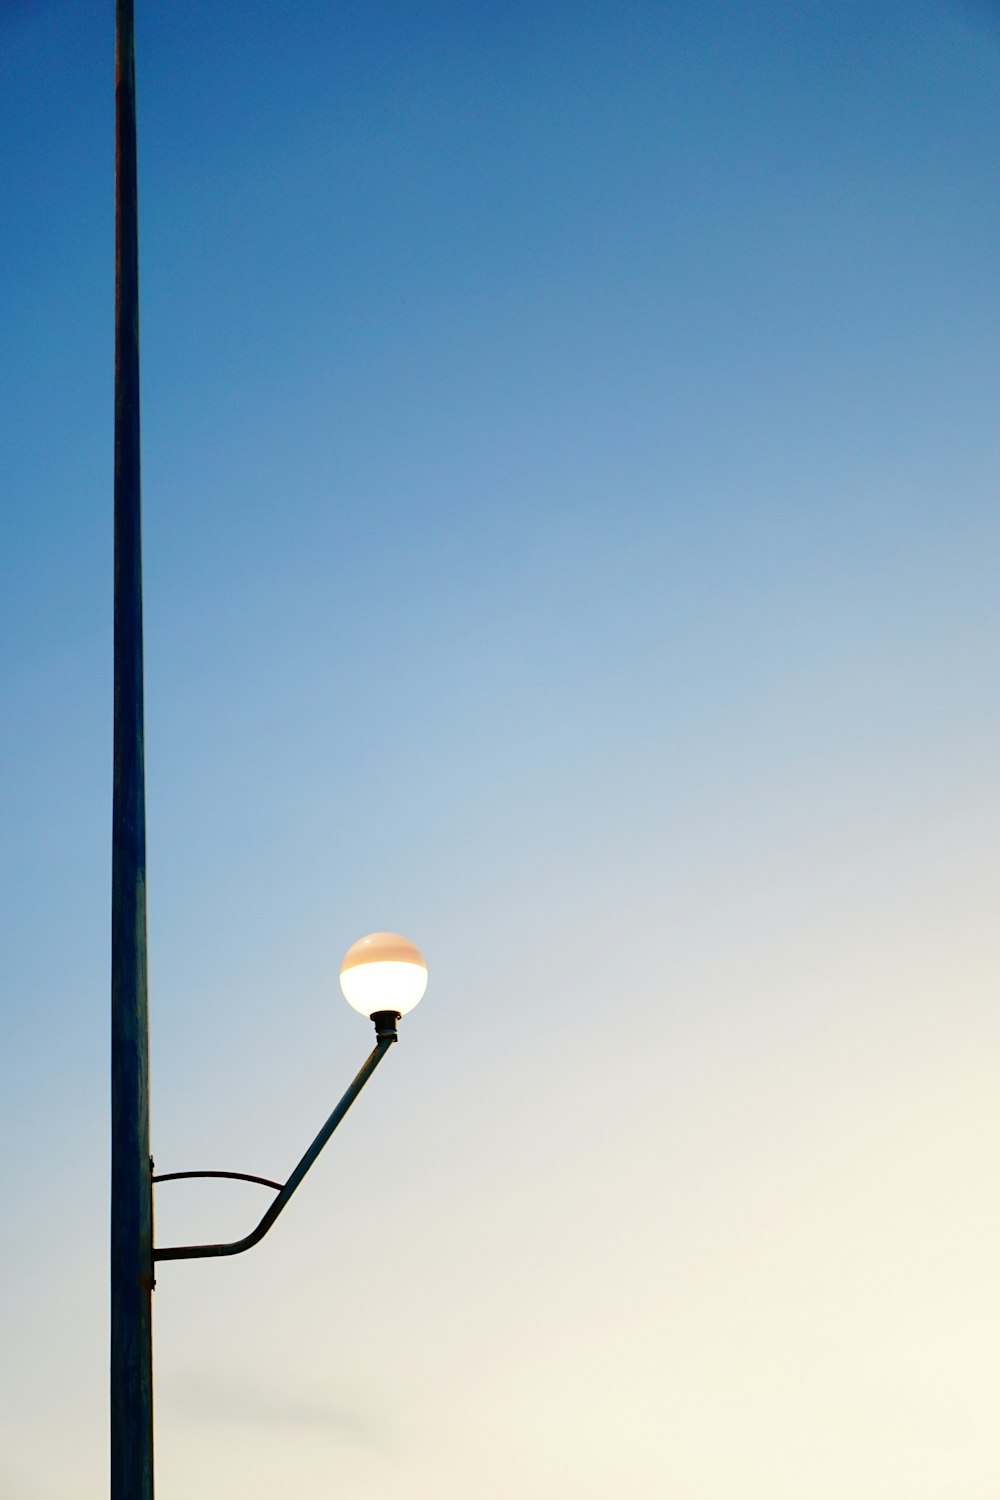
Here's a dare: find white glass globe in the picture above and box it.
[339,932,428,1018]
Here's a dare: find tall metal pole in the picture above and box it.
[111,0,154,1495]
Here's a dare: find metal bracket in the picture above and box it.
[153,1169,283,1192]
[153,1036,393,1262]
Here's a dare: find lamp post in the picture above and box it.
[110,3,428,1493]
[110,1,152,1493]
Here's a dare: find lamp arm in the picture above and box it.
[153,1036,394,1262]
[153,1170,284,1191]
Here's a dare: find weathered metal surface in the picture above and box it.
[110,0,154,1496]
[154,1038,393,1261]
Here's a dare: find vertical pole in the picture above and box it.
[111,0,154,1496]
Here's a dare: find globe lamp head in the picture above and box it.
[340,932,428,1034]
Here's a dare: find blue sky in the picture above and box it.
[3,2,1000,1496]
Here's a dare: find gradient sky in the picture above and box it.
[3,2,1000,1496]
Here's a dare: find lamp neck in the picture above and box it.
[371,1010,401,1042]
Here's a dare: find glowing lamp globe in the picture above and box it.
[339,932,428,1020]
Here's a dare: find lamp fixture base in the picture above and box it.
[371,1010,401,1042]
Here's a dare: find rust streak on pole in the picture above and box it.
[111,0,154,1495]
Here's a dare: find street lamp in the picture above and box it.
[152,933,427,1264]
[109,2,426,1495]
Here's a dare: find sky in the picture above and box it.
[2,1,1000,1495]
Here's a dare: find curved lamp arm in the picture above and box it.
[153,1170,284,1191]
[153,1034,394,1262]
